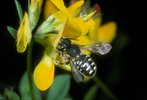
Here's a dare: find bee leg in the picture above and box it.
[55,51,70,65]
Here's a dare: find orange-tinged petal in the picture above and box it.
[34,54,54,91]
[17,12,31,53]
[97,22,117,43]
[44,0,59,19]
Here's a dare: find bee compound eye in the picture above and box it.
[57,42,67,51]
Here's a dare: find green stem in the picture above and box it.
[93,76,118,100]
[27,39,35,100]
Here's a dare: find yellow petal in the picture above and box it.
[88,17,102,40]
[17,12,31,53]
[44,0,59,19]
[68,0,84,16]
[34,54,54,91]
[62,18,81,39]
[82,19,95,35]
[82,11,96,21]
[63,18,94,39]
[94,17,102,30]
[50,0,68,14]
[46,0,82,39]
[97,22,117,43]
[72,35,92,45]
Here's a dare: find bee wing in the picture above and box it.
[80,43,112,55]
[70,61,84,83]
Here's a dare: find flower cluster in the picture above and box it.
[15,0,116,91]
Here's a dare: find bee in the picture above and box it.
[56,37,112,82]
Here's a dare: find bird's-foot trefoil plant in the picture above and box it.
[3,0,118,100]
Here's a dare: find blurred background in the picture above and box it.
[0,0,143,100]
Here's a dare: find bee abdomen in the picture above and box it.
[74,54,97,77]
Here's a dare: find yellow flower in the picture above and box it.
[17,12,32,53]
[72,16,117,45]
[44,0,94,39]
[33,0,86,91]
[33,0,97,90]
[33,12,67,90]
[33,19,66,91]
[34,54,54,91]
[33,0,117,90]
[44,0,84,18]
[72,19,95,45]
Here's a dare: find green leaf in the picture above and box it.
[14,0,23,22]
[4,88,20,100]
[46,74,71,100]
[19,72,41,100]
[0,94,5,100]
[35,15,55,35]
[83,85,98,100]
[7,26,17,39]
[28,0,30,13]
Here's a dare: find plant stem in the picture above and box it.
[27,39,35,100]
[93,76,118,100]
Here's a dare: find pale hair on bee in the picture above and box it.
[56,37,112,82]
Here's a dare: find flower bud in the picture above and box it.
[17,12,32,53]
[29,0,43,30]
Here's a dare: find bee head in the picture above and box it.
[56,37,71,51]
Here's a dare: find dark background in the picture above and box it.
[0,0,144,100]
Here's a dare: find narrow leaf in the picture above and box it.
[19,72,41,100]
[4,88,20,100]
[83,85,98,100]
[7,26,17,39]
[46,74,71,100]
[14,0,23,22]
